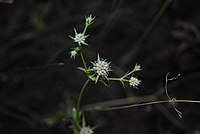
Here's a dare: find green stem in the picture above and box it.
[83,25,88,35]
[108,77,121,81]
[122,69,135,79]
[108,77,129,82]
[76,79,90,110]
[80,51,87,69]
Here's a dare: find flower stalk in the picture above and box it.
[76,79,90,110]
[80,50,87,69]
[68,14,142,134]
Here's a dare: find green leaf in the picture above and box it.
[77,67,87,73]
[95,75,99,84]
[88,74,96,81]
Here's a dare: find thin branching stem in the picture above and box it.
[107,77,121,81]
[76,79,90,110]
[165,73,171,99]
[80,51,87,69]
[83,99,200,111]
[165,73,182,118]
[107,77,129,82]
[122,69,135,78]
[83,25,88,35]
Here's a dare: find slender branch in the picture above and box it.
[107,77,121,81]
[165,73,171,99]
[83,25,88,35]
[107,77,129,82]
[83,20,89,35]
[122,69,136,79]
[165,73,182,118]
[76,79,90,110]
[80,51,87,69]
[165,73,180,100]
[172,98,183,118]
[83,99,200,112]
[82,95,157,111]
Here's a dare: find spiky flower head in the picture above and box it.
[69,28,88,46]
[69,50,78,59]
[79,117,94,134]
[129,77,141,88]
[85,15,95,26]
[134,64,141,71]
[92,54,111,78]
[69,47,80,59]
[80,126,94,134]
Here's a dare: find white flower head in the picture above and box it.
[80,126,94,134]
[85,14,95,26]
[129,77,141,88]
[69,50,78,59]
[92,54,111,78]
[134,64,141,71]
[69,28,88,46]
[80,117,94,134]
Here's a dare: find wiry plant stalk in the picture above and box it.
[83,99,200,111]
[76,79,90,110]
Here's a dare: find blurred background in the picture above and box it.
[1,0,200,133]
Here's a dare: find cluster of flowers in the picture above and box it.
[69,15,141,134]
[69,15,141,89]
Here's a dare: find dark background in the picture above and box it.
[1,0,200,134]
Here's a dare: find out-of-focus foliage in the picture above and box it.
[1,0,200,134]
